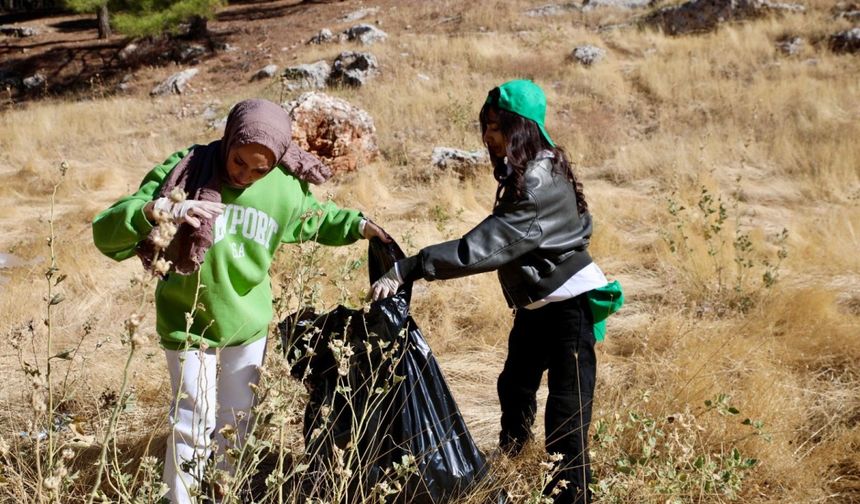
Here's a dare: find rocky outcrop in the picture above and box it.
[251,64,279,81]
[833,2,860,20]
[22,73,45,90]
[116,74,134,92]
[328,52,379,87]
[431,148,488,179]
[343,24,388,45]
[283,61,332,90]
[829,27,860,53]
[307,28,335,45]
[176,44,206,64]
[583,0,653,9]
[570,45,607,65]
[776,35,803,55]
[642,0,805,36]
[340,7,379,22]
[0,25,38,37]
[118,43,140,62]
[150,68,199,96]
[284,92,379,174]
[525,3,580,16]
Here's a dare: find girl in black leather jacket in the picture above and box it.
[372,80,608,504]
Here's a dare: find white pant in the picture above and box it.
[163,337,267,504]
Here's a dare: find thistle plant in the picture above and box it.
[85,189,183,504]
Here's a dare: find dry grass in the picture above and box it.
[1,0,859,502]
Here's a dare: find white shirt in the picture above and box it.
[525,262,608,310]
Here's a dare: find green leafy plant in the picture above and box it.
[591,393,767,503]
[660,183,789,314]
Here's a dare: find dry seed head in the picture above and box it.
[43,476,60,492]
[154,258,172,276]
[151,235,169,250]
[126,313,142,333]
[169,188,187,203]
[0,436,9,457]
[160,221,178,239]
[153,209,170,226]
[131,332,147,349]
[219,424,237,441]
[30,377,48,413]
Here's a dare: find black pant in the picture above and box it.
[497,295,597,504]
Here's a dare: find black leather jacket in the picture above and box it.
[400,157,593,308]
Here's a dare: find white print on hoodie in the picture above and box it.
[213,204,280,250]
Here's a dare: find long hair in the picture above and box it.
[479,96,588,215]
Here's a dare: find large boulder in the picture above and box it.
[150,68,199,96]
[431,147,488,180]
[283,61,331,90]
[642,0,804,36]
[343,24,388,45]
[328,52,379,87]
[829,27,860,53]
[284,92,379,174]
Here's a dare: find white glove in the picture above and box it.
[371,265,403,301]
[153,197,225,229]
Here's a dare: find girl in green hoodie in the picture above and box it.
[93,98,389,503]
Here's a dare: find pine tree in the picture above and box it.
[112,0,225,39]
[64,0,111,39]
[64,0,225,40]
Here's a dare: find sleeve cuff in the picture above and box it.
[358,217,368,238]
[132,201,155,236]
[396,255,424,283]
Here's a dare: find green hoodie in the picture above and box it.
[93,148,364,350]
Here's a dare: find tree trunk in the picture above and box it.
[187,15,208,39]
[97,3,111,39]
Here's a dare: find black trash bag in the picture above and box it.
[279,238,497,503]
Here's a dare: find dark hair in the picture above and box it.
[479,96,588,215]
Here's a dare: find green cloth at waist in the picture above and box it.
[588,280,624,342]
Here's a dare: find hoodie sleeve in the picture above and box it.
[92,149,189,261]
[281,182,364,246]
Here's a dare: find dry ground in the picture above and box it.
[1,0,859,502]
